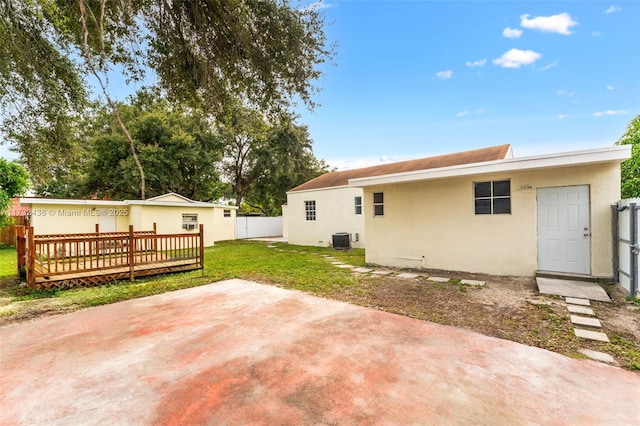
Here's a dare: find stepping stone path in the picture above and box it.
[371,270,393,275]
[352,267,373,273]
[460,279,486,286]
[397,273,419,279]
[565,296,614,362]
[427,277,450,283]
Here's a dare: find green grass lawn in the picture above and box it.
[0,240,366,312]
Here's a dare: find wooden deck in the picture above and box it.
[17,225,204,289]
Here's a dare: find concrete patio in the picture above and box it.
[1,279,638,425]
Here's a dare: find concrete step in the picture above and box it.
[574,328,609,342]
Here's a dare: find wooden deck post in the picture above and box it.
[153,222,157,253]
[16,226,25,278]
[27,226,35,287]
[95,223,100,234]
[199,224,204,268]
[128,225,135,282]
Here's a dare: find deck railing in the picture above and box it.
[17,224,204,288]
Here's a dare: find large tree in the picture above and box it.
[85,96,227,201]
[1,0,333,198]
[616,114,640,199]
[0,158,30,226]
[245,121,328,215]
[218,104,327,213]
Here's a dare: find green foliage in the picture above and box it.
[616,114,640,198]
[85,94,228,201]
[218,104,329,214]
[0,158,30,226]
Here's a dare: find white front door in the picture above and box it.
[537,186,590,274]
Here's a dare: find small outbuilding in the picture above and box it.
[19,192,237,246]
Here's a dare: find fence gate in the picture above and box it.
[613,199,640,298]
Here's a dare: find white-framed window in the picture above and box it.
[305,200,316,221]
[223,209,231,218]
[474,180,511,215]
[182,213,198,230]
[355,196,362,215]
[373,192,384,217]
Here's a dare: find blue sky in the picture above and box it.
[296,0,640,169]
[2,1,638,170]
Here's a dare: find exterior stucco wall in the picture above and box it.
[28,203,127,235]
[286,187,365,248]
[363,163,620,277]
[282,204,289,240]
[129,205,233,246]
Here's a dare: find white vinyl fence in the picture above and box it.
[235,216,283,239]
[614,199,640,298]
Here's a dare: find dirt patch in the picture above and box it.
[329,270,640,369]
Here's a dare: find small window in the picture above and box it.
[474,180,511,215]
[373,192,384,217]
[305,200,316,221]
[354,196,362,215]
[182,213,198,230]
[223,209,231,217]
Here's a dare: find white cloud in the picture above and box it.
[606,5,621,14]
[557,114,568,120]
[520,13,578,35]
[539,61,558,71]
[557,89,575,96]
[593,110,627,117]
[300,0,333,11]
[592,31,602,37]
[465,58,486,68]
[436,70,453,80]
[476,108,485,114]
[502,27,523,38]
[606,85,615,90]
[493,49,542,68]
[456,111,469,117]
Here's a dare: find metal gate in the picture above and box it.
[613,199,640,298]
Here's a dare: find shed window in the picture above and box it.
[182,213,198,230]
[223,209,231,217]
[373,192,384,217]
[355,196,362,215]
[305,201,316,221]
[474,180,511,215]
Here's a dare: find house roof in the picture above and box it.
[19,192,238,209]
[288,144,512,192]
[349,145,632,188]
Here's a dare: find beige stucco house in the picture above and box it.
[287,144,631,278]
[285,145,513,249]
[19,192,237,246]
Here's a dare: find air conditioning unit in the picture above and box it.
[183,223,197,230]
[332,232,351,250]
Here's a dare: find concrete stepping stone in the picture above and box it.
[397,273,419,279]
[330,261,344,265]
[427,277,450,282]
[578,349,617,365]
[566,297,590,306]
[567,305,595,316]
[371,270,392,275]
[325,257,338,261]
[267,245,276,248]
[352,267,373,273]
[570,315,602,328]
[460,279,485,286]
[574,328,609,343]
[336,264,354,269]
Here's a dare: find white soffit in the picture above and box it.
[349,145,631,188]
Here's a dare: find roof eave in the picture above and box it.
[349,145,631,188]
